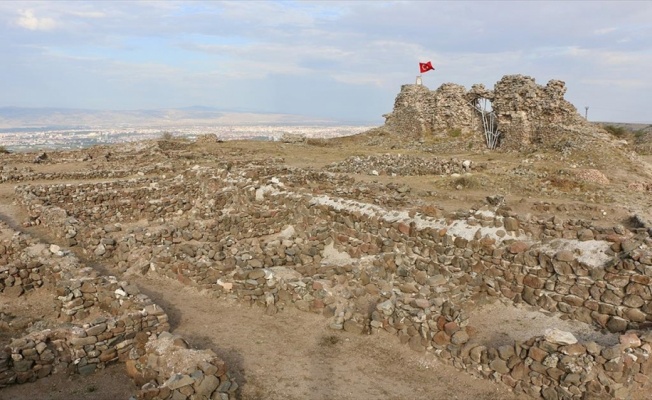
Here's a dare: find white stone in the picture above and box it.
[94,244,106,256]
[217,279,233,292]
[49,244,61,254]
[544,328,577,345]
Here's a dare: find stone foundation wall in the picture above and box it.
[0,164,173,184]
[13,167,652,399]
[0,223,235,399]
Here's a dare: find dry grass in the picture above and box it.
[305,138,338,147]
[451,175,481,190]
[549,175,585,192]
[319,334,341,347]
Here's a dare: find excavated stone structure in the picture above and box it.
[383,74,590,149]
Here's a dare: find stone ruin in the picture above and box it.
[0,140,650,400]
[0,220,238,400]
[383,74,592,149]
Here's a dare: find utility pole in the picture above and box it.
[585,106,589,120]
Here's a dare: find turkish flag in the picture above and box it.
[419,61,435,73]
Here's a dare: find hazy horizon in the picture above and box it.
[1,1,651,123]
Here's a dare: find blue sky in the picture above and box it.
[1,1,651,123]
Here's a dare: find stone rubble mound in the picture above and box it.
[127,332,236,400]
[325,154,472,176]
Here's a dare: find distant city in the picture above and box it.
[0,124,373,153]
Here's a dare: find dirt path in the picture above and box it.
[0,364,137,400]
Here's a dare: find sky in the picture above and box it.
[1,1,651,123]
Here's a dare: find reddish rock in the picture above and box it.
[523,274,545,289]
[443,321,460,336]
[432,331,450,346]
[528,346,548,362]
[508,241,529,254]
[620,333,642,348]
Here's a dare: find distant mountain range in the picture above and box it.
[0,106,353,129]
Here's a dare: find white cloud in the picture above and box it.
[16,9,56,31]
[0,1,650,122]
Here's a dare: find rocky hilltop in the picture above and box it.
[0,132,651,399]
[383,75,608,150]
[0,72,652,399]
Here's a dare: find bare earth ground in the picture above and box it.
[0,131,651,399]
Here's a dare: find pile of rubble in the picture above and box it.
[127,332,236,400]
[325,154,472,176]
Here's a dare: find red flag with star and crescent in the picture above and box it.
[419,61,435,73]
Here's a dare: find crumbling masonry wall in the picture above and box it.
[383,74,591,149]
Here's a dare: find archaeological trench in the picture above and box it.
[1,75,652,400]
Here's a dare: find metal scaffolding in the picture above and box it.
[471,98,501,149]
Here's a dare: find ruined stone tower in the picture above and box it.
[383,74,590,149]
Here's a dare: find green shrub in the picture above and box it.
[634,129,648,140]
[603,125,628,138]
[449,128,462,138]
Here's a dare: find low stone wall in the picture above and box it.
[0,164,174,184]
[438,328,652,399]
[325,154,473,176]
[13,165,652,399]
[0,224,236,399]
[2,330,61,387]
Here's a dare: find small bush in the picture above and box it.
[549,176,584,192]
[0,146,10,154]
[306,138,337,147]
[160,131,174,140]
[449,128,462,138]
[451,175,479,190]
[603,125,628,138]
[634,129,648,140]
